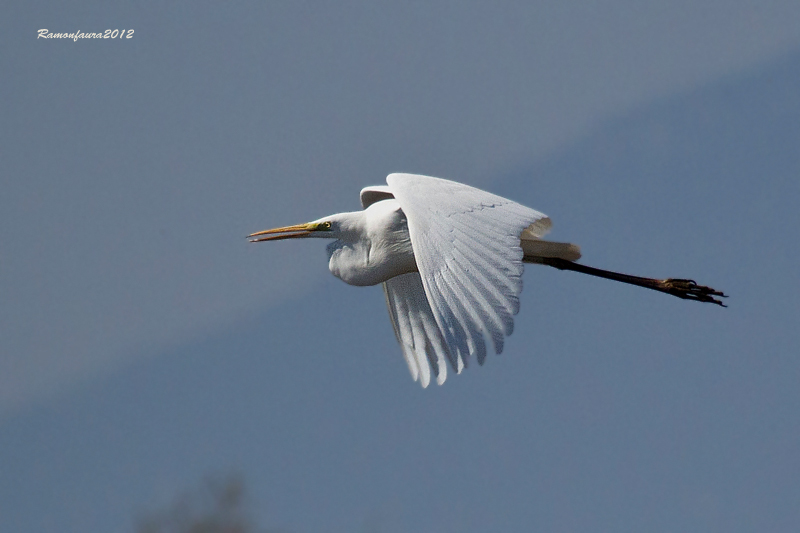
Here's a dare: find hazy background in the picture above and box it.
[2,2,799,532]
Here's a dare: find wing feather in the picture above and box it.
[440,264,495,364]
[448,245,512,339]
[382,278,424,385]
[449,224,524,303]
[382,273,451,387]
[387,173,549,373]
[429,270,471,370]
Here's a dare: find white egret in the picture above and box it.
[249,173,725,387]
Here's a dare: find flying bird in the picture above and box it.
[249,173,726,387]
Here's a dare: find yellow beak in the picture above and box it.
[247,223,315,242]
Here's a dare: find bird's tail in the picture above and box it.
[521,239,582,263]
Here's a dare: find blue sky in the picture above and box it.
[2,2,800,532]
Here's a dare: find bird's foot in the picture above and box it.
[659,278,728,307]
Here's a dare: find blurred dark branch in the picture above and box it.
[134,474,265,533]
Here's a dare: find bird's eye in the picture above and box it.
[320,221,332,230]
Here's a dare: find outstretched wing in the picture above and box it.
[387,173,550,372]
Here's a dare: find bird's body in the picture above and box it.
[250,173,726,387]
[325,199,417,286]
